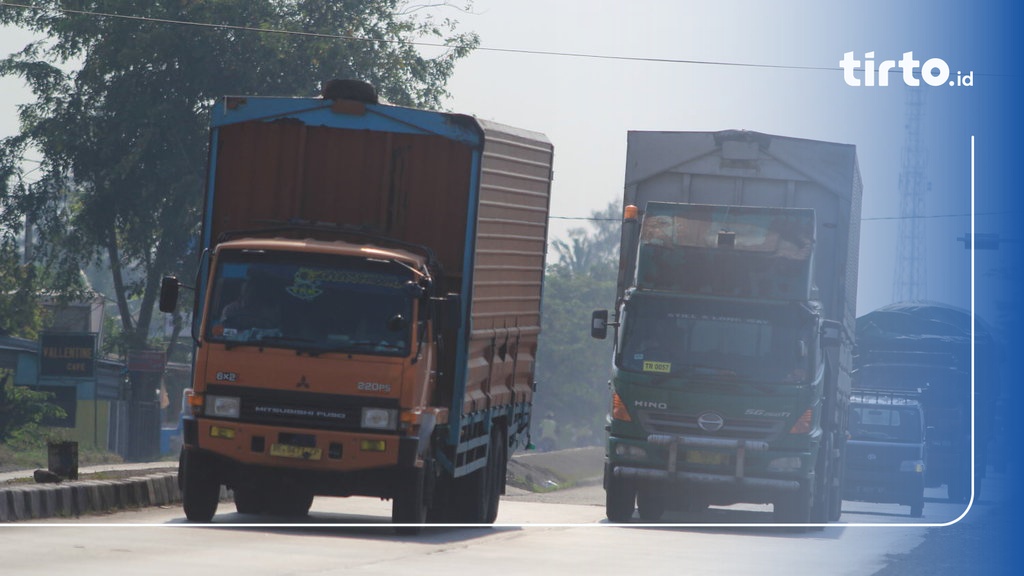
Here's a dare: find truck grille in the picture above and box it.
[205,384,399,432]
[637,409,783,440]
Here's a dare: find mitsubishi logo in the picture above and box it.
[697,411,725,432]
[296,375,310,389]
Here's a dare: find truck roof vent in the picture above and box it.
[321,79,379,104]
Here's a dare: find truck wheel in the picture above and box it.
[393,467,428,535]
[452,427,504,524]
[267,489,314,517]
[829,444,845,522]
[426,469,454,523]
[180,449,220,523]
[636,485,666,522]
[774,483,811,526]
[484,428,507,524]
[605,473,636,523]
[947,471,971,503]
[233,485,265,515]
[910,501,924,518]
[810,429,839,525]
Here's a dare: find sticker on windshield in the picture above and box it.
[643,361,671,373]
[285,271,324,301]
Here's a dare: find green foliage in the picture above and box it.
[0,433,124,470]
[0,251,44,339]
[0,1,477,347]
[550,200,621,282]
[534,200,621,447]
[0,375,67,443]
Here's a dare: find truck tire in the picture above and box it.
[180,449,220,523]
[485,428,507,523]
[452,427,504,524]
[392,466,428,535]
[810,432,836,524]
[636,485,666,522]
[605,473,636,523]
[774,483,811,525]
[947,474,971,503]
[829,439,845,522]
[233,485,265,514]
[910,501,924,518]
[267,489,314,517]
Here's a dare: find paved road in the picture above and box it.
[3,448,1015,575]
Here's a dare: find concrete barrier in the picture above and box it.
[0,472,181,523]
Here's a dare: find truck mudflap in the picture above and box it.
[618,433,800,492]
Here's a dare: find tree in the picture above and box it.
[534,200,621,447]
[0,242,45,339]
[550,200,621,281]
[0,370,65,443]
[0,1,478,351]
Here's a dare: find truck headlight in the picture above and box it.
[361,407,397,430]
[768,456,803,472]
[614,444,648,459]
[206,395,241,419]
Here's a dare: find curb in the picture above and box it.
[0,472,185,522]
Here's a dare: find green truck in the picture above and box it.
[592,130,861,523]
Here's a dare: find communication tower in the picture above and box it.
[892,88,928,302]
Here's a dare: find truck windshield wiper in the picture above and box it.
[347,340,403,351]
[255,335,322,354]
[305,340,404,355]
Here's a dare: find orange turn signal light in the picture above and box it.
[612,392,632,422]
[789,409,813,434]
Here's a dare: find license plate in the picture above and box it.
[270,443,322,460]
[685,450,728,466]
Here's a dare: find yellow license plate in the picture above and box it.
[685,450,728,466]
[269,443,322,460]
[643,361,671,373]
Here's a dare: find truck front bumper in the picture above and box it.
[609,433,806,499]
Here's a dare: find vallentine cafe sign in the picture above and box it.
[40,332,97,379]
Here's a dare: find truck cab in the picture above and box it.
[843,391,927,517]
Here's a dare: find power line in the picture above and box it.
[551,211,1010,223]
[1,1,1011,82]
[861,211,1006,222]
[0,1,840,74]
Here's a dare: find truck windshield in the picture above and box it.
[205,251,416,357]
[616,296,813,383]
[849,405,923,443]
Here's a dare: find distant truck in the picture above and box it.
[854,301,1000,503]
[844,391,927,517]
[160,80,554,530]
[592,130,861,523]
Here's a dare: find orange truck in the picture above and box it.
[160,80,554,530]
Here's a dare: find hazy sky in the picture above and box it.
[1,1,1011,318]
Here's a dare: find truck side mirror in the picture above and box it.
[159,276,181,313]
[592,310,609,340]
